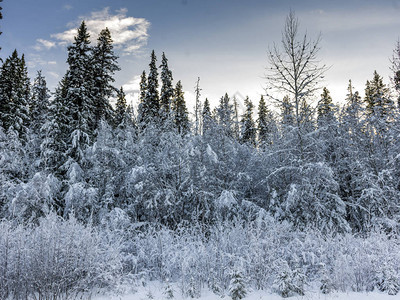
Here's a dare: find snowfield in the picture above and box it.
[94,282,400,300]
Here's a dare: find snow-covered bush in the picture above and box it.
[272,261,306,298]
[228,268,248,300]
[0,213,123,299]
[163,279,175,299]
[375,265,400,295]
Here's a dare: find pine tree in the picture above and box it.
[159,52,174,122]
[143,50,160,125]
[30,70,50,134]
[114,87,127,127]
[365,71,392,119]
[139,70,147,103]
[172,80,189,135]
[29,71,51,166]
[343,80,364,135]
[240,96,256,146]
[92,27,120,127]
[228,269,247,300]
[317,87,335,126]
[0,49,30,138]
[137,70,147,129]
[217,93,234,137]
[40,75,71,175]
[232,96,240,140]
[202,98,212,135]
[257,95,275,146]
[64,21,94,163]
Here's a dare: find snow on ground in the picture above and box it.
[94,282,400,300]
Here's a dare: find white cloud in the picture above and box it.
[34,39,57,51]
[122,75,141,106]
[48,7,150,55]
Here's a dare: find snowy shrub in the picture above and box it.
[7,172,60,221]
[228,268,248,300]
[272,261,306,298]
[375,265,400,295]
[0,213,123,299]
[186,276,201,298]
[320,267,334,294]
[163,279,175,299]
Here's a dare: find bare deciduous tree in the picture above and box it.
[265,10,327,129]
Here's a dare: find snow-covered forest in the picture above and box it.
[1,3,400,299]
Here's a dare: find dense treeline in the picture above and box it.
[1,17,400,233]
[1,8,400,298]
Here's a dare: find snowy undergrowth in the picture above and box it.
[1,213,400,299]
[95,281,400,300]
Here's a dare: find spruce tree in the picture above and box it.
[228,269,247,300]
[240,96,256,146]
[202,98,212,135]
[114,87,127,127]
[232,96,240,140]
[143,50,160,125]
[217,93,234,137]
[365,71,392,119]
[65,21,94,163]
[257,95,272,146]
[139,70,147,103]
[159,52,174,121]
[92,27,120,127]
[317,87,335,126]
[342,80,364,137]
[30,70,50,134]
[0,50,30,138]
[137,70,147,129]
[172,80,189,135]
[344,80,362,121]
[40,75,71,174]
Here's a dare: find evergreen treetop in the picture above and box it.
[92,27,120,126]
[144,50,160,123]
[202,98,212,135]
[317,87,335,126]
[240,96,256,146]
[172,80,189,135]
[160,52,174,120]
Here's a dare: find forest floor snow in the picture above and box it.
[94,281,400,300]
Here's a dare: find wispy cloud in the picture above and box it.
[63,4,73,11]
[45,7,150,55]
[34,39,57,51]
[48,71,60,79]
[305,7,400,32]
[26,54,59,68]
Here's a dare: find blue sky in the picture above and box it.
[1,0,400,112]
